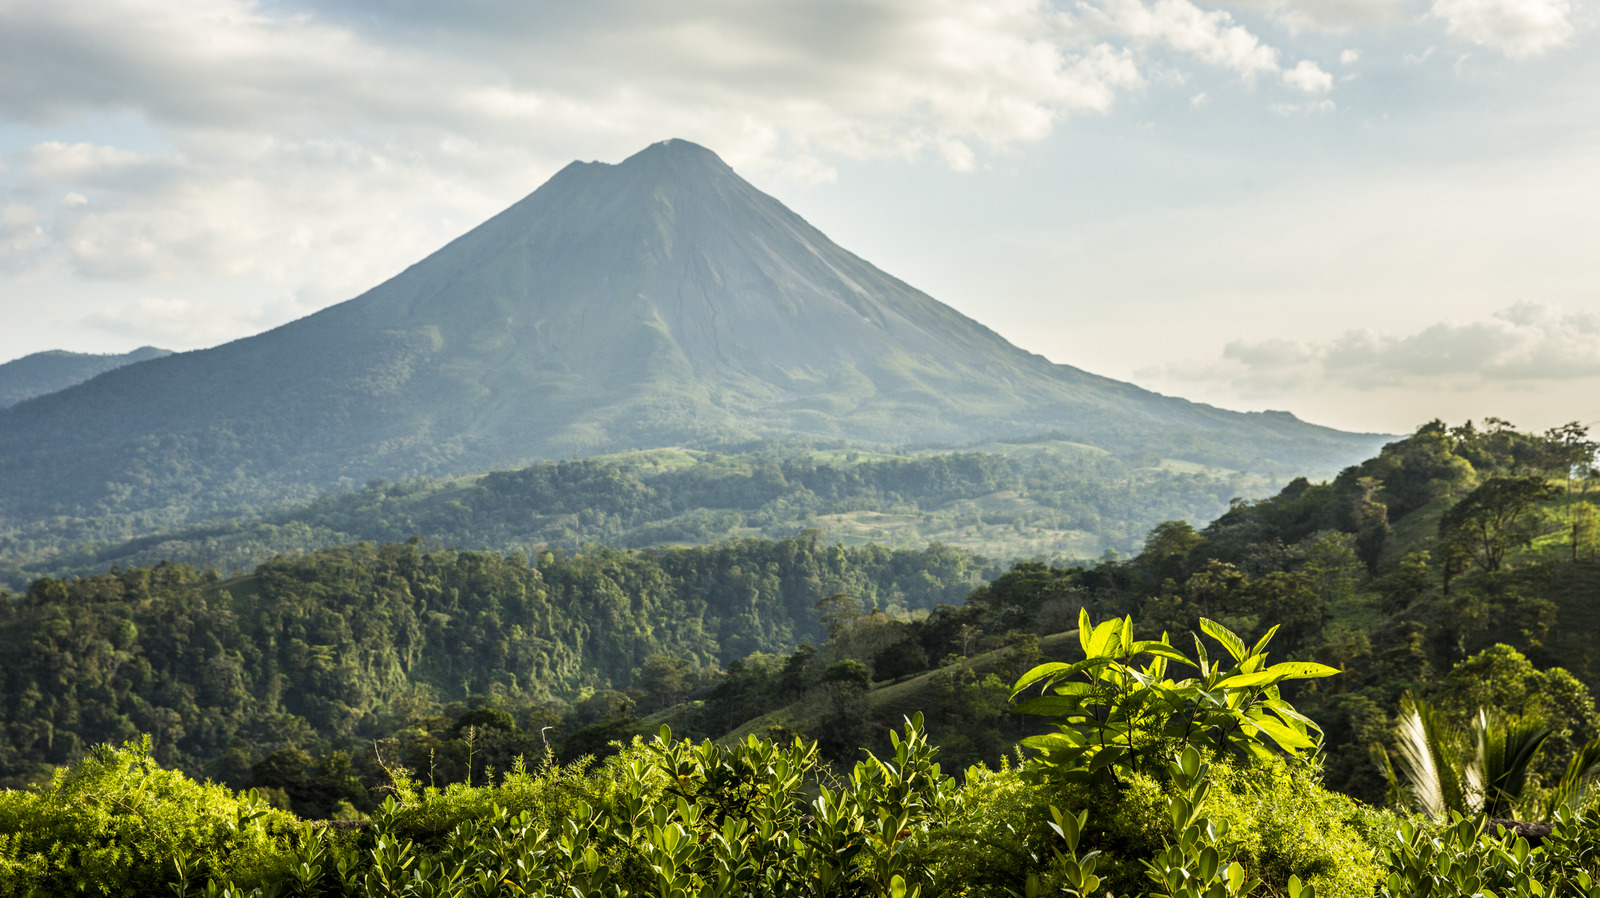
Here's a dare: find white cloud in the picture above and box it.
[1156,302,1600,395]
[1214,0,1417,32]
[1282,60,1335,91]
[1431,0,1575,57]
[1270,98,1338,113]
[1339,48,1362,63]
[1084,0,1282,80]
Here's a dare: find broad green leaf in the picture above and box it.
[1012,662,1072,695]
[1250,713,1318,750]
[1250,624,1281,657]
[1199,618,1247,661]
[1012,659,1113,697]
[1132,642,1192,664]
[1263,661,1341,679]
[1022,733,1090,753]
[1217,661,1340,690]
[1086,617,1124,658]
[1146,654,1169,682]
[1049,680,1097,696]
[1215,670,1287,690]
[1267,704,1324,734]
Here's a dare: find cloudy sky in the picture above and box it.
[1,0,1595,436]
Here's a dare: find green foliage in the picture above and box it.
[5,607,1600,898]
[0,738,296,896]
[1140,748,1261,898]
[1381,646,1600,820]
[1435,644,1599,780]
[319,716,953,898]
[380,753,602,848]
[1385,693,1567,821]
[1439,476,1563,581]
[1012,611,1337,781]
[0,536,992,786]
[6,417,1600,896]
[1376,806,1600,898]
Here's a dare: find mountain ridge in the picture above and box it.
[0,346,171,409]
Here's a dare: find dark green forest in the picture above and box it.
[0,535,995,790]
[0,440,1263,594]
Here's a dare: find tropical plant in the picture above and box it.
[1374,805,1600,898]
[1141,747,1261,898]
[1547,737,1600,817]
[1381,693,1557,820]
[1010,611,1338,783]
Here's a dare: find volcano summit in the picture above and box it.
[0,139,1380,527]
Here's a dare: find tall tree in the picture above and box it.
[1438,476,1560,576]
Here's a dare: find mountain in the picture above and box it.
[0,139,1382,531]
[0,346,171,408]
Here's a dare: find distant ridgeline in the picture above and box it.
[0,535,995,786]
[0,441,1266,592]
[0,346,170,409]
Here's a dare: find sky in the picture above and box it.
[1,0,1596,437]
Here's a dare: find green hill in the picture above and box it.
[0,346,170,408]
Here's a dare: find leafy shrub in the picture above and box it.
[0,738,296,896]
[380,754,606,847]
[926,749,1387,898]
[1200,757,1395,897]
[1013,612,1338,781]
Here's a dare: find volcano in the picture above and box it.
[0,139,1381,525]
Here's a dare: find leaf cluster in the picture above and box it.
[1012,611,1337,781]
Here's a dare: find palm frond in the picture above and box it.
[1547,736,1600,816]
[1393,694,1469,819]
[1472,709,1551,819]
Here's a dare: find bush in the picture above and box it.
[380,754,607,847]
[0,738,296,896]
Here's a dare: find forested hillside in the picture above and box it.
[11,411,1600,898]
[3,418,1597,827]
[0,440,1262,592]
[0,535,994,789]
[830,417,1600,804]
